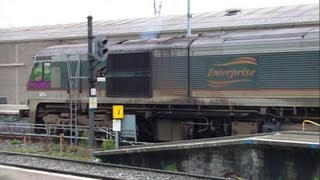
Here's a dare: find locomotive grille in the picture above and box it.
[108,53,151,72]
[106,52,151,97]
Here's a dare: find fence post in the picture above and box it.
[23,132,27,144]
[60,133,64,155]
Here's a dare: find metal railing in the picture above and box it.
[0,122,115,141]
[302,120,320,131]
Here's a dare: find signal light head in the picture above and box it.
[94,35,109,61]
[98,38,108,48]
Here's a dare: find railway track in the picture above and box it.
[0,151,228,180]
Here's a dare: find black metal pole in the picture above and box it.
[87,15,95,148]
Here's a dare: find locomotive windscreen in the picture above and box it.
[106,52,151,97]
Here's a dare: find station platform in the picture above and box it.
[0,165,94,180]
[0,104,29,115]
[94,131,319,156]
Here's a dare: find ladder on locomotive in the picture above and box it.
[66,55,87,144]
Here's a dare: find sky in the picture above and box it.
[1,0,319,28]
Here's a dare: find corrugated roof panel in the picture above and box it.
[0,4,318,42]
[36,44,87,56]
[191,26,319,56]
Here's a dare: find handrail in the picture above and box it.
[0,122,139,145]
[302,120,320,131]
[0,122,112,137]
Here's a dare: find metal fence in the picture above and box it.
[0,122,115,141]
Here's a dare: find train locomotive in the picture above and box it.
[26,26,320,141]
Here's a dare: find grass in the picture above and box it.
[37,148,92,161]
[0,136,119,161]
[0,137,116,162]
[101,139,115,150]
[164,163,177,172]
[0,139,92,161]
[10,139,21,145]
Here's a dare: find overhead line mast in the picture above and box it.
[154,0,162,16]
[187,0,192,36]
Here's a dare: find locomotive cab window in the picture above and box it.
[44,62,51,81]
[31,62,51,81]
[27,61,52,90]
[31,62,43,81]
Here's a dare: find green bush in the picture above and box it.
[101,139,115,150]
[10,139,21,145]
[164,163,177,172]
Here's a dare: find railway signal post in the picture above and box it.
[87,15,96,148]
[88,16,110,148]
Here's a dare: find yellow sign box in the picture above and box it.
[113,105,124,119]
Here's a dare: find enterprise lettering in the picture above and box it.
[207,68,256,79]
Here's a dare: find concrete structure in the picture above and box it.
[0,165,95,180]
[94,131,319,155]
[93,131,320,179]
[0,4,319,104]
[0,104,28,114]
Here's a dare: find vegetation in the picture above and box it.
[164,163,177,172]
[1,139,91,161]
[80,131,89,147]
[1,137,116,161]
[10,139,21,145]
[101,139,115,150]
[39,143,91,161]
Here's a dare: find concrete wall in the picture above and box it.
[1,40,63,104]
[99,145,319,179]
[0,37,121,104]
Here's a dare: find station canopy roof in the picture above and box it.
[0,4,319,43]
